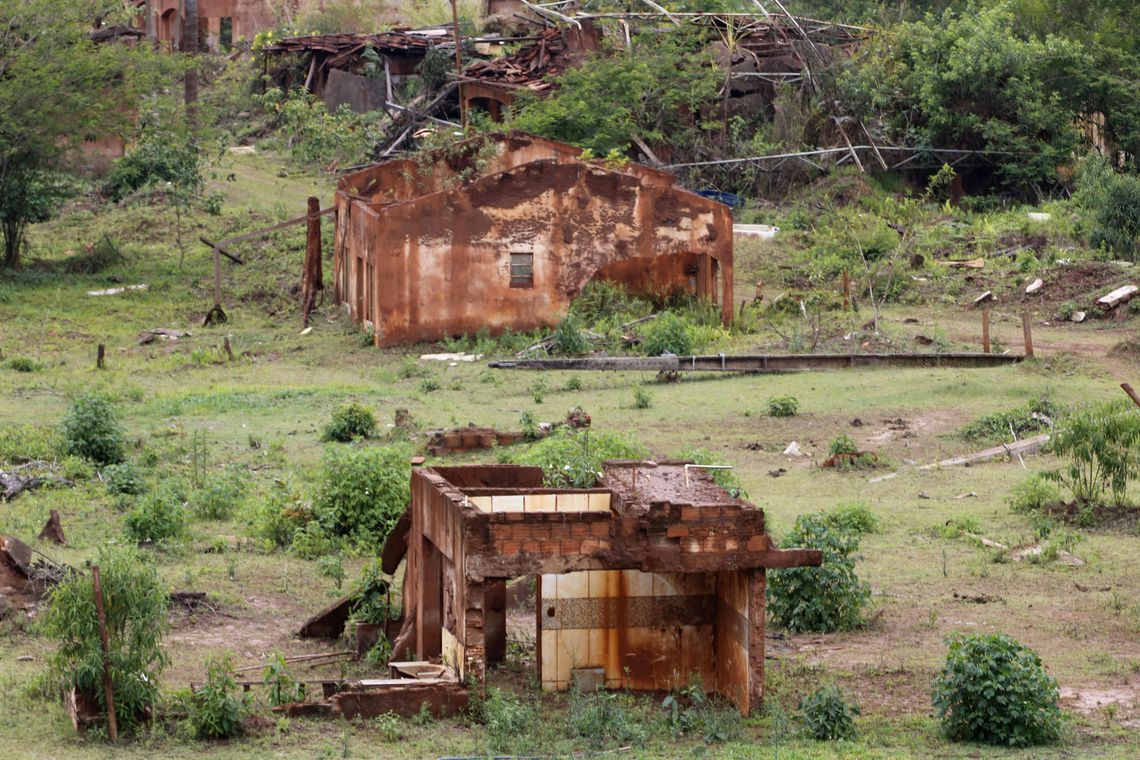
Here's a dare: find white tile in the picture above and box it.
[556,493,589,512]
[525,494,557,512]
[557,571,590,599]
[492,494,525,512]
[587,493,611,512]
[468,496,492,512]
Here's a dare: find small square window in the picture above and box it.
[510,252,533,288]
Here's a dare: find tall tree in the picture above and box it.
[0,0,173,266]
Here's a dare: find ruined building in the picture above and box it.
[333,133,734,347]
[393,461,820,713]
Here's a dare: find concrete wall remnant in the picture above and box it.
[333,132,734,347]
[398,461,821,714]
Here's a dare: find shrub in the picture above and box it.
[290,520,336,560]
[375,711,404,742]
[932,633,1061,747]
[798,684,859,741]
[938,515,981,540]
[317,554,345,590]
[1044,400,1140,506]
[260,89,381,168]
[192,469,249,520]
[569,688,647,749]
[959,396,1058,443]
[321,403,376,442]
[508,428,647,488]
[249,479,311,548]
[552,314,589,355]
[482,688,533,753]
[1077,155,1140,260]
[62,393,126,465]
[41,547,170,734]
[7,356,42,372]
[825,434,882,470]
[185,655,250,740]
[263,653,305,707]
[1007,474,1063,513]
[351,559,396,625]
[633,385,652,409]
[768,513,871,633]
[641,312,694,357]
[420,377,441,393]
[828,435,859,457]
[102,125,202,202]
[313,445,411,547]
[660,685,742,743]
[825,502,878,534]
[124,481,188,544]
[767,395,800,417]
[104,462,146,496]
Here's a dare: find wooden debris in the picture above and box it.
[973,291,993,307]
[1026,278,1043,294]
[235,650,354,674]
[943,258,984,269]
[87,284,147,296]
[1122,383,1140,410]
[329,679,468,719]
[917,434,1050,470]
[299,597,357,639]
[38,510,66,545]
[1097,285,1137,308]
[137,328,190,345]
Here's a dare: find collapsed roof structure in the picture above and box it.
[387,461,820,713]
[332,132,735,346]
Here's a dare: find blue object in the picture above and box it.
[695,190,745,208]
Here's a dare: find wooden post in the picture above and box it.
[223,336,234,362]
[96,344,105,369]
[841,271,851,311]
[1021,313,1034,358]
[981,308,990,354]
[1121,383,1140,410]
[302,196,323,326]
[91,566,118,743]
[213,247,221,307]
[450,0,466,129]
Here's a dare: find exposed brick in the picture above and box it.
[746,534,768,552]
[666,525,689,538]
[522,540,540,554]
[560,539,582,555]
[590,522,610,537]
[570,523,591,538]
[539,541,560,554]
[497,540,521,556]
[681,506,701,522]
[579,539,599,554]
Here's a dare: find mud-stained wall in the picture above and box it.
[151,0,282,48]
[337,155,733,346]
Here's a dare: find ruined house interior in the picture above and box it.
[333,132,735,347]
[388,461,821,714]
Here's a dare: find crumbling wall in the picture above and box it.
[342,158,732,346]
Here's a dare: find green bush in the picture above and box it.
[767,395,800,417]
[1044,400,1140,506]
[798,684,859,741]
[7,356,42,372]
[351,558,396,625]
[482,688,534,754]
[552,313,589,355]
[660,685,742,743]
[260,89,381,168]
[102,125,202,202]
[1077,156,1140,260]
[124,481,188,544]
[569,687,648,749]
[959,396,1058,443]
[633,385,652,409]
[185,655,250,739]
[508,428,647,488]
[249,479,311,548]
[825,502,878,534]
[262,653,305,707]
[321,403,377,442]
[192,469,249,520]
[313,445,411,547]
[41,547,169,734]
[641,312,694,356]
[104,462,146,496]
[62,393,126,465]
[290,520,336,560]
[828,435,859,456]
[932,633,1061,747]
[825,435,882,470]
[1007,474,1063,513]
[768,513,871,633]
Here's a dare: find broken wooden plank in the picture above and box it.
[38,510,66,545]
[330,680,468,719]
[942,258,984,269]
[973,291,993,307]
[1122,383,1140,410]
[299,597,357,639]
[208,207,336,250]
[198,237,244,265]
[489,352,1025,374]
[380,511,410,575]
[917,433,1050,470]
[1097,285,1137,308]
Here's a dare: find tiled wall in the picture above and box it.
[538,570,717,692]
[468,492,611,513]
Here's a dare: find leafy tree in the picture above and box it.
[0,0,177,266]
[504,31,721,155]
[41,548,170,734]
[313,444,411,547]
[841,3,1085,194]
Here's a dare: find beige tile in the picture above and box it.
[540,574,558,601]
[468,496,492,512]
[587,493,611,512]
[540,630,559,681]
[586,628,607,666]
[556,493,589,512]
[492,494,525,513]
[623,570,654,597]
[558,629,589,679]
[557,571,589,599]
[588,570,617,598]
[524,494,557,513]
[652,573,684,597]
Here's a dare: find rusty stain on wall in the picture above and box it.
[333,132,734,347]
[395,461,821,714]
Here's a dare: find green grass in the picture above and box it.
[0,152,1138,758]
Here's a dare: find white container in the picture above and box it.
[733,224,780,240]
